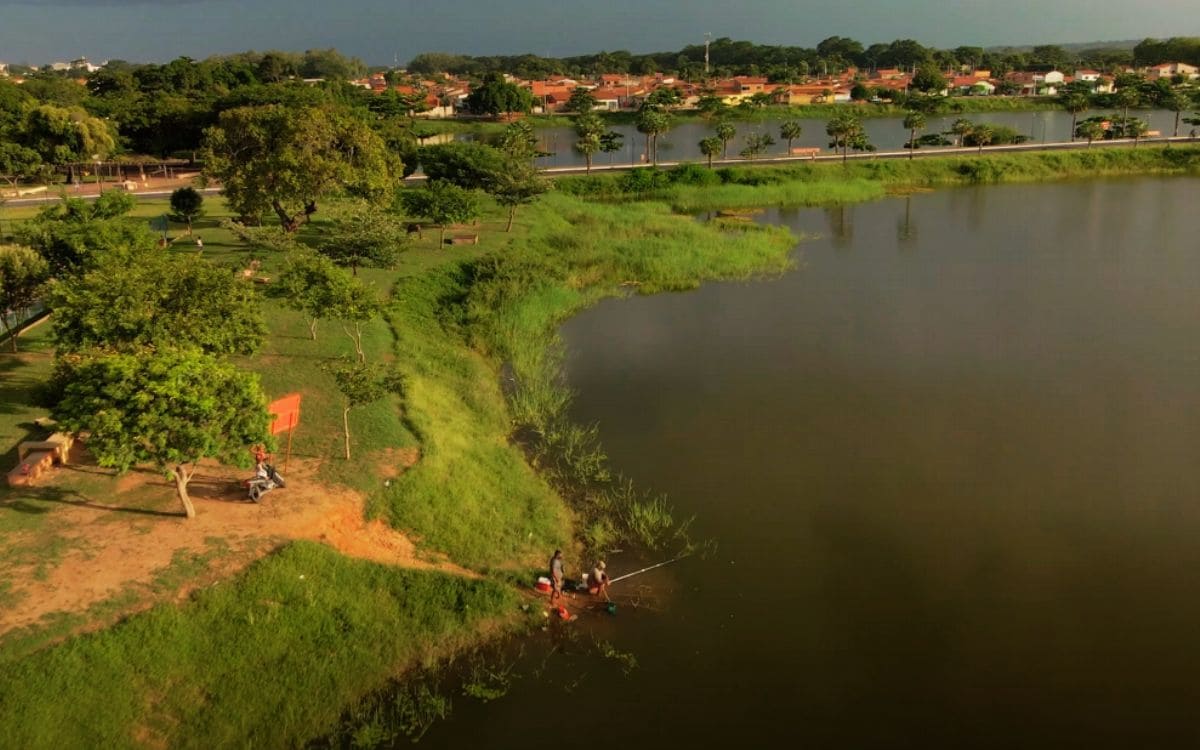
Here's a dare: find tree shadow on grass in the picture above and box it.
[0,486,182,518]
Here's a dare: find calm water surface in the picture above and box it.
[422,177,1200,747]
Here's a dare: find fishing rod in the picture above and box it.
[609,553,690,585]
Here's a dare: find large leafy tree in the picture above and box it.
[399,180,480,247]
[318,200,408,275]
[0,245,50,352]
[52,348,271,519]
[573,111,605,174]
[826,110,870,163]
[418,142,506,190]
[17,104,115,168]
[911,66,948,94]
[566,87,598,113]
[16,194,152,276]
[489,160,550,231]
[1075,117,1106,146]
[202,104,401,231]
[464,73,533,117]
[50,245,265,354]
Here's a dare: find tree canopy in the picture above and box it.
[51,348,271,518]
[201,104,401,230]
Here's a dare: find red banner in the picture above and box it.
[268,393,302,435]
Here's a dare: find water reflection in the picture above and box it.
[896,196,918,246]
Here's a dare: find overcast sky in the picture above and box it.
[0,0,1187,65]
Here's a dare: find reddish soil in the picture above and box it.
[0,447,464,638]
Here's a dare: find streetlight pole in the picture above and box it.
[93,155,102,194]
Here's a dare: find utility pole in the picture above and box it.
[705,33,711,76]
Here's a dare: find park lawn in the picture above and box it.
[0,541,519,749]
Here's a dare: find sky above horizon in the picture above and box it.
[0,0,1189,66]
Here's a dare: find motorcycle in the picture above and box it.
[244,462,286,502]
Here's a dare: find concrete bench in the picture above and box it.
[18,432,73,465]
[448,234,479,246]
[7,451,54,487]
[790,147,821,159]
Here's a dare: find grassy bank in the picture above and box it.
[0,542,517,748]
[556,145,1200,212]
[372,194,796,566]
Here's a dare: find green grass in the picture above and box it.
[0,542,517,749]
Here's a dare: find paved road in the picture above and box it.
[4,136,1197,206]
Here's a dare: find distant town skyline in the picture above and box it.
[0,0,1192,66]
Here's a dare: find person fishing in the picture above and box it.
[589,561,611,601]
[549,549,565,606]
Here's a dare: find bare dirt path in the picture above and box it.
[0,448,470,638]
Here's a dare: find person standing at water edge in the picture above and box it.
[590,561,610,600]
[549,550,565,605]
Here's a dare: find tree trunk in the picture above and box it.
[707,153,713,168]
[343,406,352,460]
[585,154,592,174]
[2,318,17,353]
[909,129,916,159]
[439,224,447,248]
[1070,113,1077,141]
[1174,111,1181,138]
[506,204,516,232]
[308,317,318,340]
[173,464,196,519]
[342,322,366,362]
[272,200,302,232]
[645,133,651,163]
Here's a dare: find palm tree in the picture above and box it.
[1061,92,1090,141]
[902,111,926,160]
[825,110,864,163]
[715,121,736,159]
[971,124,994,153]
[1115,85,1140,127]
[950,118,974,147]
[1076,118,1104,147]
[636,106,671,165]
[1163,90,1191,138]
[699,136,722,168]
[779,121,803,155]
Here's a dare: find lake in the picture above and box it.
[421,176,1200,747]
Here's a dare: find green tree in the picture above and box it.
[51,348,271,519]
[50,245,265,355]
[325,359,398,460]
[325,276,381,362]
[17,104,115,169]
[779,121,803,154]
[949,118,975,147]
[202,104,400,231]
[1162,90,1192,137]
[1075,117,1106,146]
[903,111,926,159]
[969,124,995,152]
[699,136,722,167]
[573,111,606,174]
[464,73,533,117]
[488,160,550,232]
[1114,84,1141,124]
[714,120,736,159]
[826,109,869,163]
[0,245,50,352]
[646,87,683,110]
[16,194,152,275]
[319,200,408,275]
[399,180,480,247]
[272,251,350,340]
[0,143,43,187]
[739,132,776,160]
[566,87,599,113]
[168,187,205,234]
[635,106,671,165]
[418,142,506,190]
[907,66,945,94]
[1061,92,1091,142]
